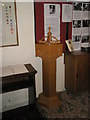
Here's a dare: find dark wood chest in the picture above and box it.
[65,51,88,94]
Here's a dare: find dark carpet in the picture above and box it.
[37,90,89,119]
[2,90,89,120]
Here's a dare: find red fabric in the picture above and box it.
[35,2,44,41]
[34,2,72,52]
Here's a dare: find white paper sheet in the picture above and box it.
[2,66,13,77]
[72,2,90,51]
[82,27,89,36]
[72,41,81,51]
[45,25,60,40]
[44,4,60,41]
[1,64,28,77]
[81,42,90,47]
[73,11,82,20]
[12,64,28,75]
[45,17,60,25]
[82,11,89,19]
[72,28,82,36]
[62,4,73,22]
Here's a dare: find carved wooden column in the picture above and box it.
[35,43,63,108]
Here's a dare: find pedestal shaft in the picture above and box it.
[35,43,63,108]
[43,58,56,97]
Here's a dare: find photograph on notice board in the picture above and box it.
[44,4,60,17]
[82,20,89,27]
[65,39,74,52]
[73,3,82,11]
[82,35,89,43]
[49,5,55,14]
[73,20,81,28]
[72,2,90,51]
[72,35,81,42]
[83,3,90,11]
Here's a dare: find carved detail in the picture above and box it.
[39,26,60,44]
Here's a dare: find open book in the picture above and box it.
[65,39,74,52]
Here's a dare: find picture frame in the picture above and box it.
[65,39,74,52]
[1,2,19,47]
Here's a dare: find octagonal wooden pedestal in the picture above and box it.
[36,43,63,109]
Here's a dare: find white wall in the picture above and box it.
[2,2,43,96]
[1,2,65,111]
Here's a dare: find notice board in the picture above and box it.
[34,2,72,52]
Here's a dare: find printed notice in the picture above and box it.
[44,4,60,40]
[72,2,90,50]
[73,11,82,20]
[62,4,73,22]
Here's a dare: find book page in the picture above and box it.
[2,66,13,77]
[12,64,28,75]
[1,64,28,77]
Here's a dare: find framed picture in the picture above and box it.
[65,39,74,52]
[1,2,19,47]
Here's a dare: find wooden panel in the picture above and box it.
[35,43,63,59]
[43,58,56,97]
[2,64,37,93]
[88,52,90,92]
[65,52,76,93]
[76,53,88,93]
[65,51,88,95]
[2,64,38,119]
